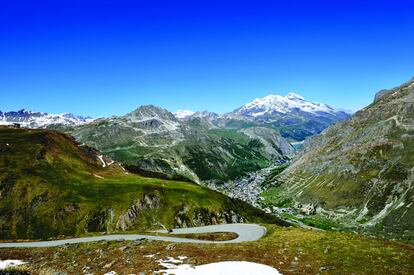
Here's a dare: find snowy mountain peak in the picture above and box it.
[234,92,347,118]
[173,109,195,119]
[286,92,305,100]
[0,109,94,128]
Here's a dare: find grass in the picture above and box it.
[152,232,239,241]
[0,128,280,240]
[208,129,251,145]
[1,224,412,274]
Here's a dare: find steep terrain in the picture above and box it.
[0,127,280,240]
[71,105,294,183]
[3,94,347,185]
[263,78,414,239]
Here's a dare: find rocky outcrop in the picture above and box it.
[116,194,160,230]
[174,206,245,228]
[87,208,113,232]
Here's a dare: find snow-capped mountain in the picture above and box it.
[187,111,220,119]
[175,110,219,120]
[222,93,351,141]
[0,109,93,128]
[232,92,350,119]
[173,109,195,119]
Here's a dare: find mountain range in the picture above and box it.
[1,92,350,141]
[71,105,295,183]
[0,109,92,129]
[1,93,349,184]
[175,93,351,141]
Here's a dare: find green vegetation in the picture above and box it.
[72,121,283,182]
[262,164,289,188]
[262,79,414,240]
[261,187,294,208]
[208,129,251,144]
[2,224,413,274]
[0,128,280,240]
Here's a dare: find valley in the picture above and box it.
[1,84,413,274]
[2,2,413,273]
[0,127,280,241]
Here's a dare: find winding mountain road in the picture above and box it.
[0,223,266,248]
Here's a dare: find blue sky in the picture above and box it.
[0,0,413,117]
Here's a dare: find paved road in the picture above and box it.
[0,223,266,248]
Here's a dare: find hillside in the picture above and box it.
[0,127,281,240]
[71,105,294,183]
[262,78,414,239]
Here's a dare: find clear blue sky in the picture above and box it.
[0,0,413,117]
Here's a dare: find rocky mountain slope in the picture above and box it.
[0,127,280,240]
[0,109,93,129]
[4,93,346,185]
[263,78,414,239]
[71,105,294,183]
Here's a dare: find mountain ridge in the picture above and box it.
[71,105,295,183]
[261,78,414,239]
[0,109,93,129]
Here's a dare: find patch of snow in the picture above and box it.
[174,110,195,119]
[0,260,26,270]
[356,202,369,221]
[97,155,106,167]
[365,199,395,226]
[157,261,281,275]
[104,272,117,275]
[396,201,405,209]
[286,92,305,100]
[158,256,186,268]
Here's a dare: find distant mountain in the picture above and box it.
[4,92,348,183]
[232,92,348,118]
[0,109,93,128]
[172,93,350,141]
[72,105,295,183]
[175,110,221,129]
[262,78,414,239]
[175,110,219,120]
[173,109,195,119]
[224,93,351,141]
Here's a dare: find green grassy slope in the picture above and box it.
[262,78,414,240]
[0,128,281,240]
[71,106,295,183]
